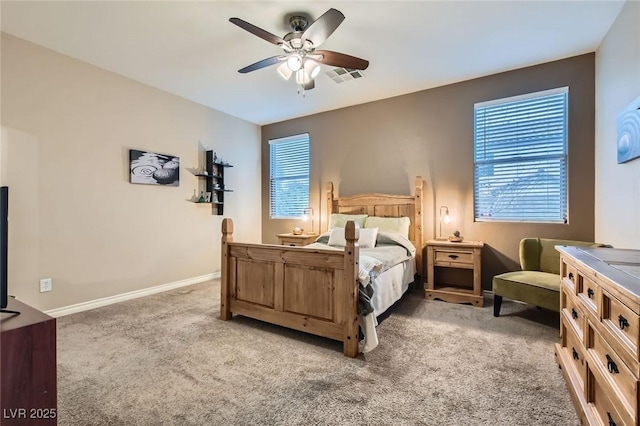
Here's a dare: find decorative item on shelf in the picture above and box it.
[292,227,304,235]
[197,191,206,203]
[213,152,218,163]
[212,192,218,203]
[204,192,212,203]
[302,207,314,234]
[437,206,451,240]
[448,230,463,242]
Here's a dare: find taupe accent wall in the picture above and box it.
[1,33,262,311]
[262,54,596,289]
[595,1,640,249]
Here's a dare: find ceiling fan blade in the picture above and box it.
[315,50,369,70]
[238,56,286,74]
[301,8,345,47]
[229,17,286,46]
[303,80,315,91]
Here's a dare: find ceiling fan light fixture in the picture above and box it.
[287,54,302,71]
[295,69,311,85]
[304,60,321,79]
[277,62,293,80]
[230,8,368,96]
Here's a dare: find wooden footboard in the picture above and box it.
[220,219,361,357]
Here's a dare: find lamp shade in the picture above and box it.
[303,60,321,79]
[277,62,293,80]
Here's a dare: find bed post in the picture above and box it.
[220,218,233,321]
[342,221,360,358]
[415,176,424,278]
[326,182,334,232]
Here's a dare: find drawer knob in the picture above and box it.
[571,308,578,320]
[572,348,579,361]
[606,354,619,374]
[448,254,459,260]
[568,272,574,281]
[587,288,594,298]
[618,315,629,330]
[607,412,617,426]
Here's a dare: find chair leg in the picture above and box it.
[494,295,503,317]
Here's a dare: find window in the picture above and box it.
[269,133,310,218]
[474,87,568,223]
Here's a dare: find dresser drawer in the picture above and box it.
[562,287,585,341]
[560,315,587,390]
[578,274,600,317]
[433,249,473,267]
[588,369,630,426]
[561,258,578,293]
[602,290,639,361]
[587,321,637,419]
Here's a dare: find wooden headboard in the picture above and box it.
[325,176,424,275]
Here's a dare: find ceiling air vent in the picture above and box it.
[326,68,365,84]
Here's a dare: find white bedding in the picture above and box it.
[306,231,416,353]
[360,257,415,352]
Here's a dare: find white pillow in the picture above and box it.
[358,227,378,248]
[364,216,411,238]
[327,227,347,247]
[328,213,368,229]
[328,227,378,248]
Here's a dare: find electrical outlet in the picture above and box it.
[40,278,52,293]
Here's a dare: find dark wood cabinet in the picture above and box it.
[1,298,57,425]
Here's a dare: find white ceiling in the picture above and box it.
[0,1,626,125]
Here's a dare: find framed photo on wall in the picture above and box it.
[617,96,640,164]
[129,149,180,186]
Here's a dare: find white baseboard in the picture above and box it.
[45,272,220,318]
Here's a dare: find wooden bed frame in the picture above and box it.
[220,177,423,357]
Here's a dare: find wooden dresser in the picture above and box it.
[556,246,640,426]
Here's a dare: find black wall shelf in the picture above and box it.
[194,150,233,215]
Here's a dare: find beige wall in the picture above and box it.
[595,1,640,249]
[0,34,262,311]
[262,54,596,288]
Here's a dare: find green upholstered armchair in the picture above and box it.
[492,238,609,317]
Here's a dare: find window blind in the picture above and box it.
[474,87,568,223]
[269,134,310,219]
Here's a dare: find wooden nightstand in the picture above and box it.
[426,239,484,306]
[276,233,319,247]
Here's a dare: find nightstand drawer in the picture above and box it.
[279,237,301,246]
[433,249,473,266]
[276,233,318,247]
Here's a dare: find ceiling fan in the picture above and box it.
[229,8,369,93]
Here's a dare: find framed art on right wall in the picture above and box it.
[617,95,640,164]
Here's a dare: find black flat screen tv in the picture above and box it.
[0,186,9,311]
[1,186,9,310]
[1,186,19,315]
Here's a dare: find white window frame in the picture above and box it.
[269,133,310,219]
[474,87,569,223]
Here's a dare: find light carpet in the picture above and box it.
[56,280,578,425]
